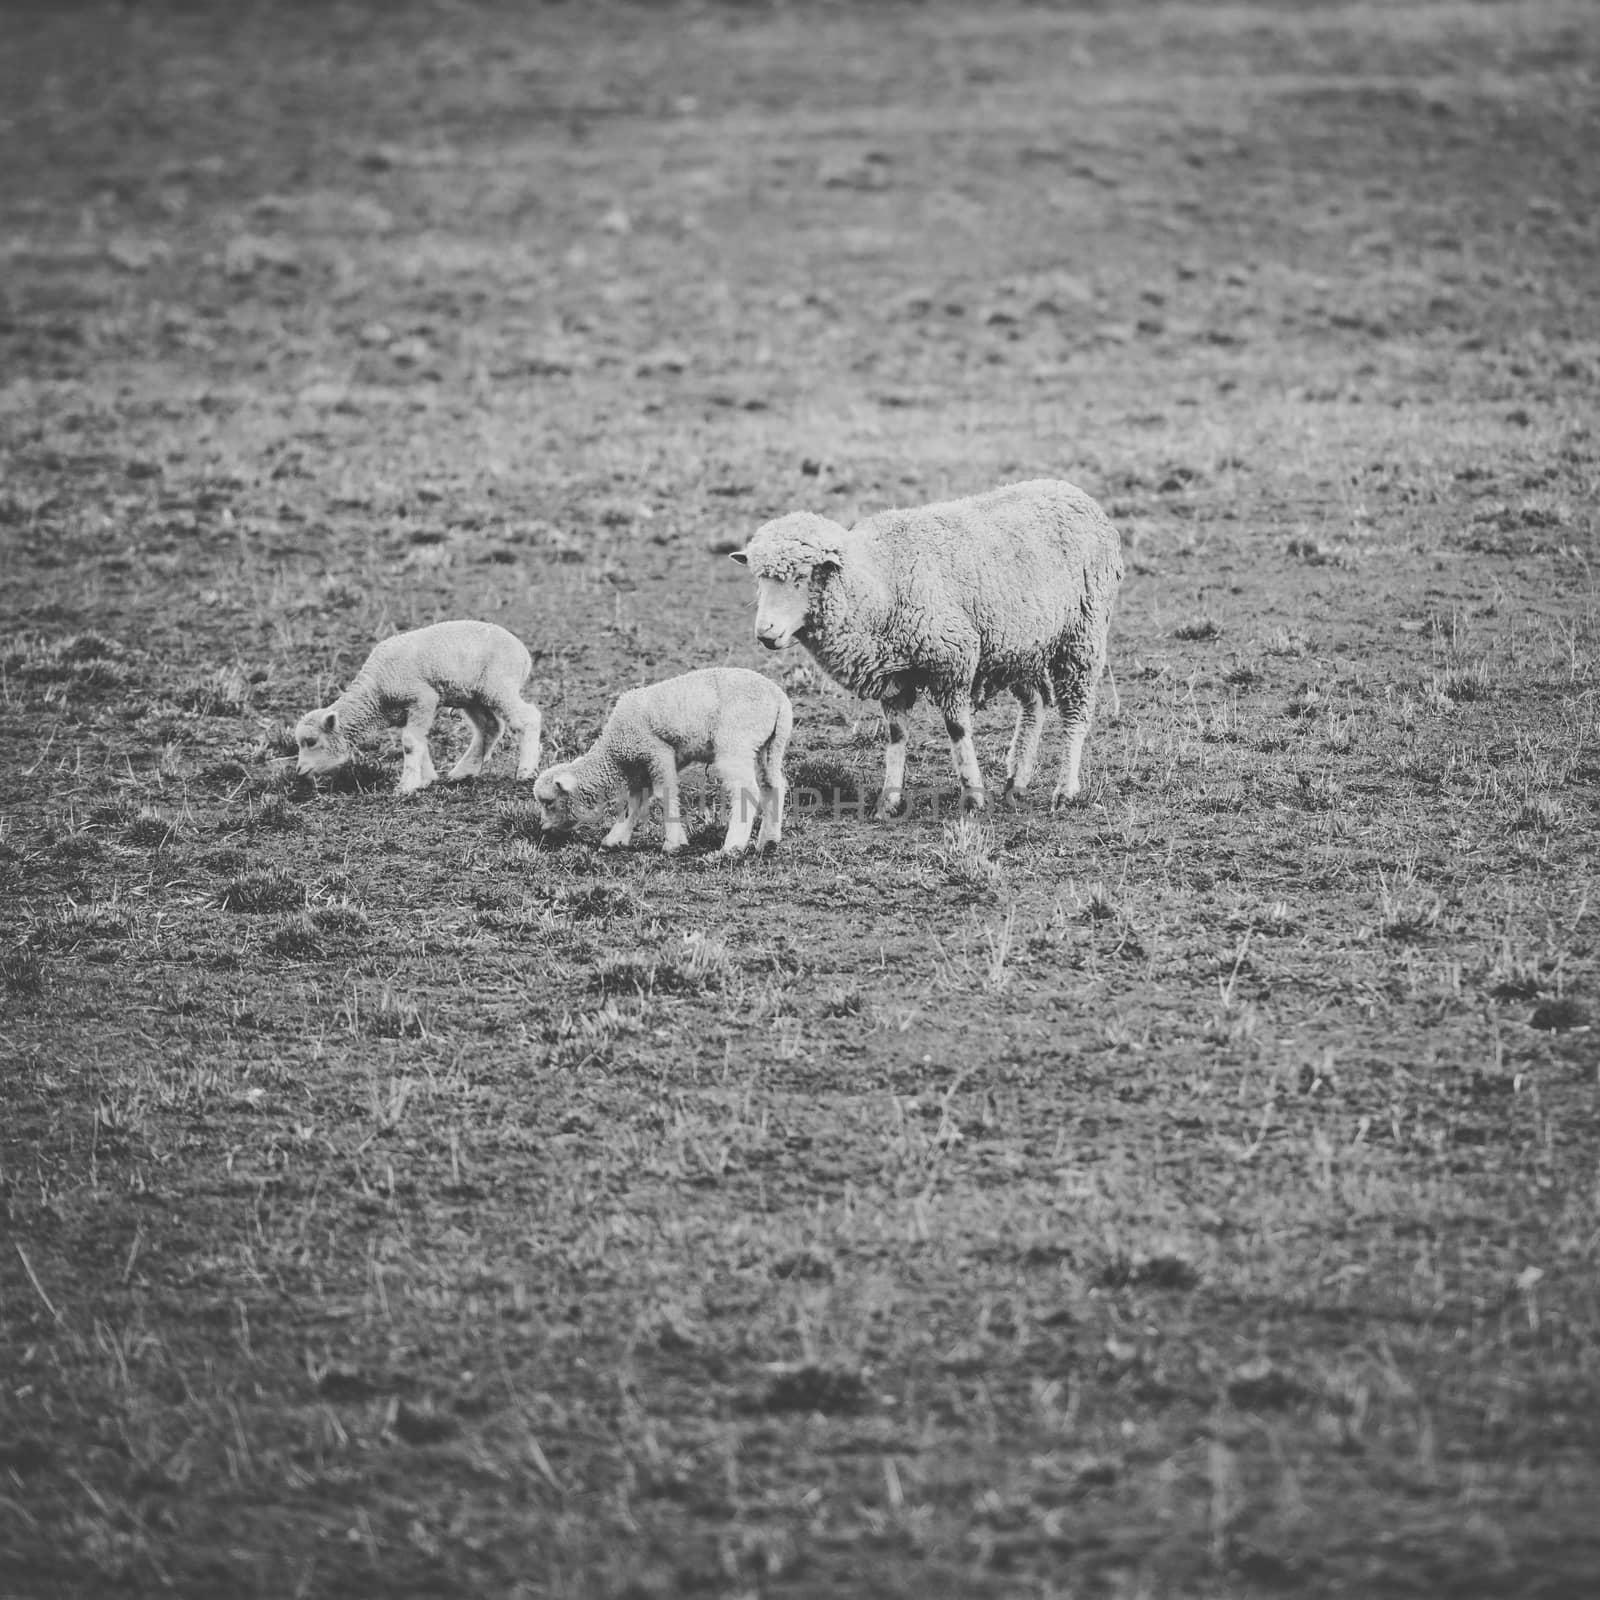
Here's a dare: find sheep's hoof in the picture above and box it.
[1050,789,1081,812]
[662,840,688,856]
[961,788,986,814]
[872,792,905,821]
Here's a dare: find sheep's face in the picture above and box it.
[745,574,812,652]
[532,764,588,833]
[731,513,845,651]
[294,709,350,775]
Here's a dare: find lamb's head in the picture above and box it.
[730,513,847,651]
[532,762,589,835]
[294,707,351,775]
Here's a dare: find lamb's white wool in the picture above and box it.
[731,479,1123,815]
[532,668,791,856]
[295,620,542,796]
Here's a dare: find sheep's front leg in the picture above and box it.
[874,688,917,820]
[446,708,495,782]
[602,785,649,849]
[1002,687,1046,798]
[398,690,441,796]
[714,754,761,855]
[942,691,985,812]
[651,753,689,854]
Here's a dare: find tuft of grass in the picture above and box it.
[790,757,862,809]
[250,793,305,832]
[934,813,1003,889]
[592,933,735,998]
[1511,794,1566,833]
[497,800,547,840]
[1174,616,1222,642]
[0,943,46,995]
[122,807,185,849]
[218,871,307,914]
[175,664,252,717]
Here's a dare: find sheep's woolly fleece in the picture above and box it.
[739,512,845,585]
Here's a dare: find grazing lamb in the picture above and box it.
[532,668,791,855]
[731,479,1123,816]
[295,620,542,796]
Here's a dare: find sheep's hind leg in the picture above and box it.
[1001,687,1046,800]
[874,688,917,820]
[506,697,543,780]
[714,753,762,855]
[756,737,787,852]
[446,708,496,782]
[1050,652,1101,808]
[398,691,441,795]
[941,692,985,812]
[602,785,649,849]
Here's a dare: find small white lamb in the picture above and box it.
[731,479,1124,815]
[295,619,542,796]
[532,668,792,855]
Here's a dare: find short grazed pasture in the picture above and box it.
[2,3,1598,1595]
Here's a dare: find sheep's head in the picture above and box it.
[294,707,351,775]
[730,512,846,651]
[531,763,587,834]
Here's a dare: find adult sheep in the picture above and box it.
[731,479,1123,816]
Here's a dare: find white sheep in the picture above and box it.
[731,478,1123,815]
[295,619,542,795]
[532,667,791,855]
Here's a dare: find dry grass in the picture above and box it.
[2,1,1598,1596]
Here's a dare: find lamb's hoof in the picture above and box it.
[961,788,986,814]
[872,792,905,821]
[1050,789,1081,812]
[758,838,780,856]
[662,840,688,857]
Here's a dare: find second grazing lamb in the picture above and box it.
[532,668,791,855]
[731,479,1124,815]
[295,619,542,796]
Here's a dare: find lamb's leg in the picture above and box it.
[398,690,441,796]
[504,697,542,780]
[446,708,494,782]
[874,687,917,820]
[651,752,689,854]
[1002,687,1047,798]
[756,726,788,852]
[1050,651,1101,808]
[941,691,985,812]
[714,753,762,855]
[602,785,649,849]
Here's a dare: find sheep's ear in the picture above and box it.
[554,771,576,795]
[321,710,338,734]
[728,549,750,567]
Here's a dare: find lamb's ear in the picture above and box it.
[554,771,576,795]
[321,710,338,734]
[728,549,750,567]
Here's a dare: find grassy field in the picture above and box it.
[2,2,1598,1595]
